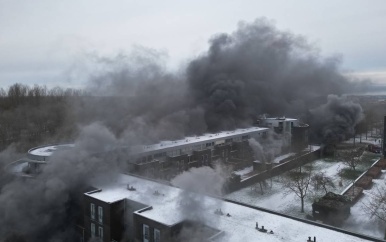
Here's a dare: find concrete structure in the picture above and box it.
[7,143,74,175]
[257,117,309,151]
[312,192,351,226]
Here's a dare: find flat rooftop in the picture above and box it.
[87,174,375,242]
[264,117,297,121]
[133,127,269,154]
[28,144,75,157]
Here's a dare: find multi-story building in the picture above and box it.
[257,117,309,151]
[8,119,308,181]
[127,127,269,180]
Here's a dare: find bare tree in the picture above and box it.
[362,184,386,239]
[282,165,313,213]
[255,180,268,195]
[312,171,335,194]
[338,147,364,171]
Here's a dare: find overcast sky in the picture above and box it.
[1,0,386,88]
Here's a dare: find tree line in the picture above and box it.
[0,83,85,151]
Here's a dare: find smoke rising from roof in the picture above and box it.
[171,165,227,220]
[66,18,365,146]
[171,165,228,242]
[187,19,356,132]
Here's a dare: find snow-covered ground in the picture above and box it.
[225,157,384,238]
[344,131,382,146]
[226,159,350,216]
[342,171,386,238]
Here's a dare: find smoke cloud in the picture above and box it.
[171,165,228,242]
[249,131,290,164]
[69,18,363,145]
[0,123,122,242]
[0,18,369,242]
[187,18,355,132]
[171,165,227,219]
[308,95,364,145]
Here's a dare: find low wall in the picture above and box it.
[340,158,381,196]
[226,149,321,193]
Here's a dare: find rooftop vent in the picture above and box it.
[255,223,273,234]
[153,190,165,196]
[307,236,316,242]
[214,208,224,215]
[127,184,136,191]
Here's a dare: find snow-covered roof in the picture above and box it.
[28,144,74,158]
[133,127,269,154]
[86,174,375,242]
[264,117,297,122]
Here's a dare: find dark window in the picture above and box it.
[90,203,95,220]
[91,223,95,237]
[143,224,150,240]
[154,229,161,242]
[98,206,103,223]
[98,226,103,240]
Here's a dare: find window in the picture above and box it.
[143,224,150,242]
[91,223,95,237]
[242,135,249,140]
[98,226,103,240]
[154,228,161,242]
[179,160,184,171]
[90,203,95,220]
[98,206,103,223]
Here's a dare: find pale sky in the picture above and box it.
[1,0,386,88]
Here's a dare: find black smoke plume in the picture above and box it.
[187,18,355,132]
[308,95,364,145]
